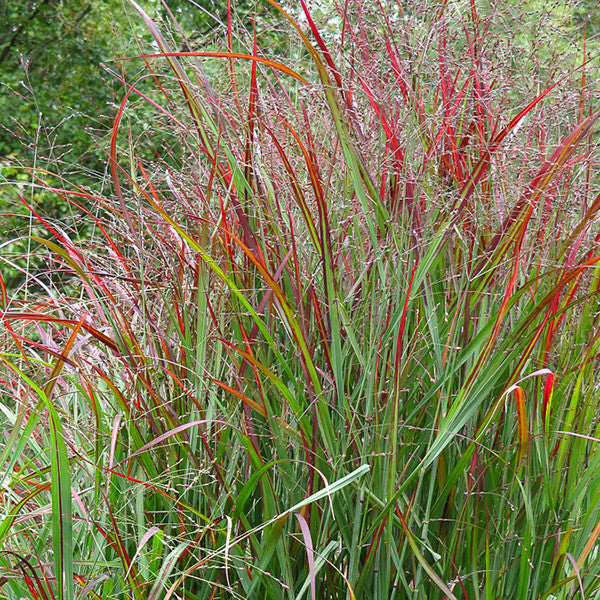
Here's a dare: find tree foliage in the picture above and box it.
[0,0,284,171]
[1,1,116,165]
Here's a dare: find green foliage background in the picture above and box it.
[0,0,279,292]
[0,0,282,167]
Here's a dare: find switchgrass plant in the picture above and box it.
[2,0,600,598]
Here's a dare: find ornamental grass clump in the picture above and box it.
[2,1,600,598]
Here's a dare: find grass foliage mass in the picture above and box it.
[3,0,600,598]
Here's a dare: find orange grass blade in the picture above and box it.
[126,52,308,84]
[514,386,528,467]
